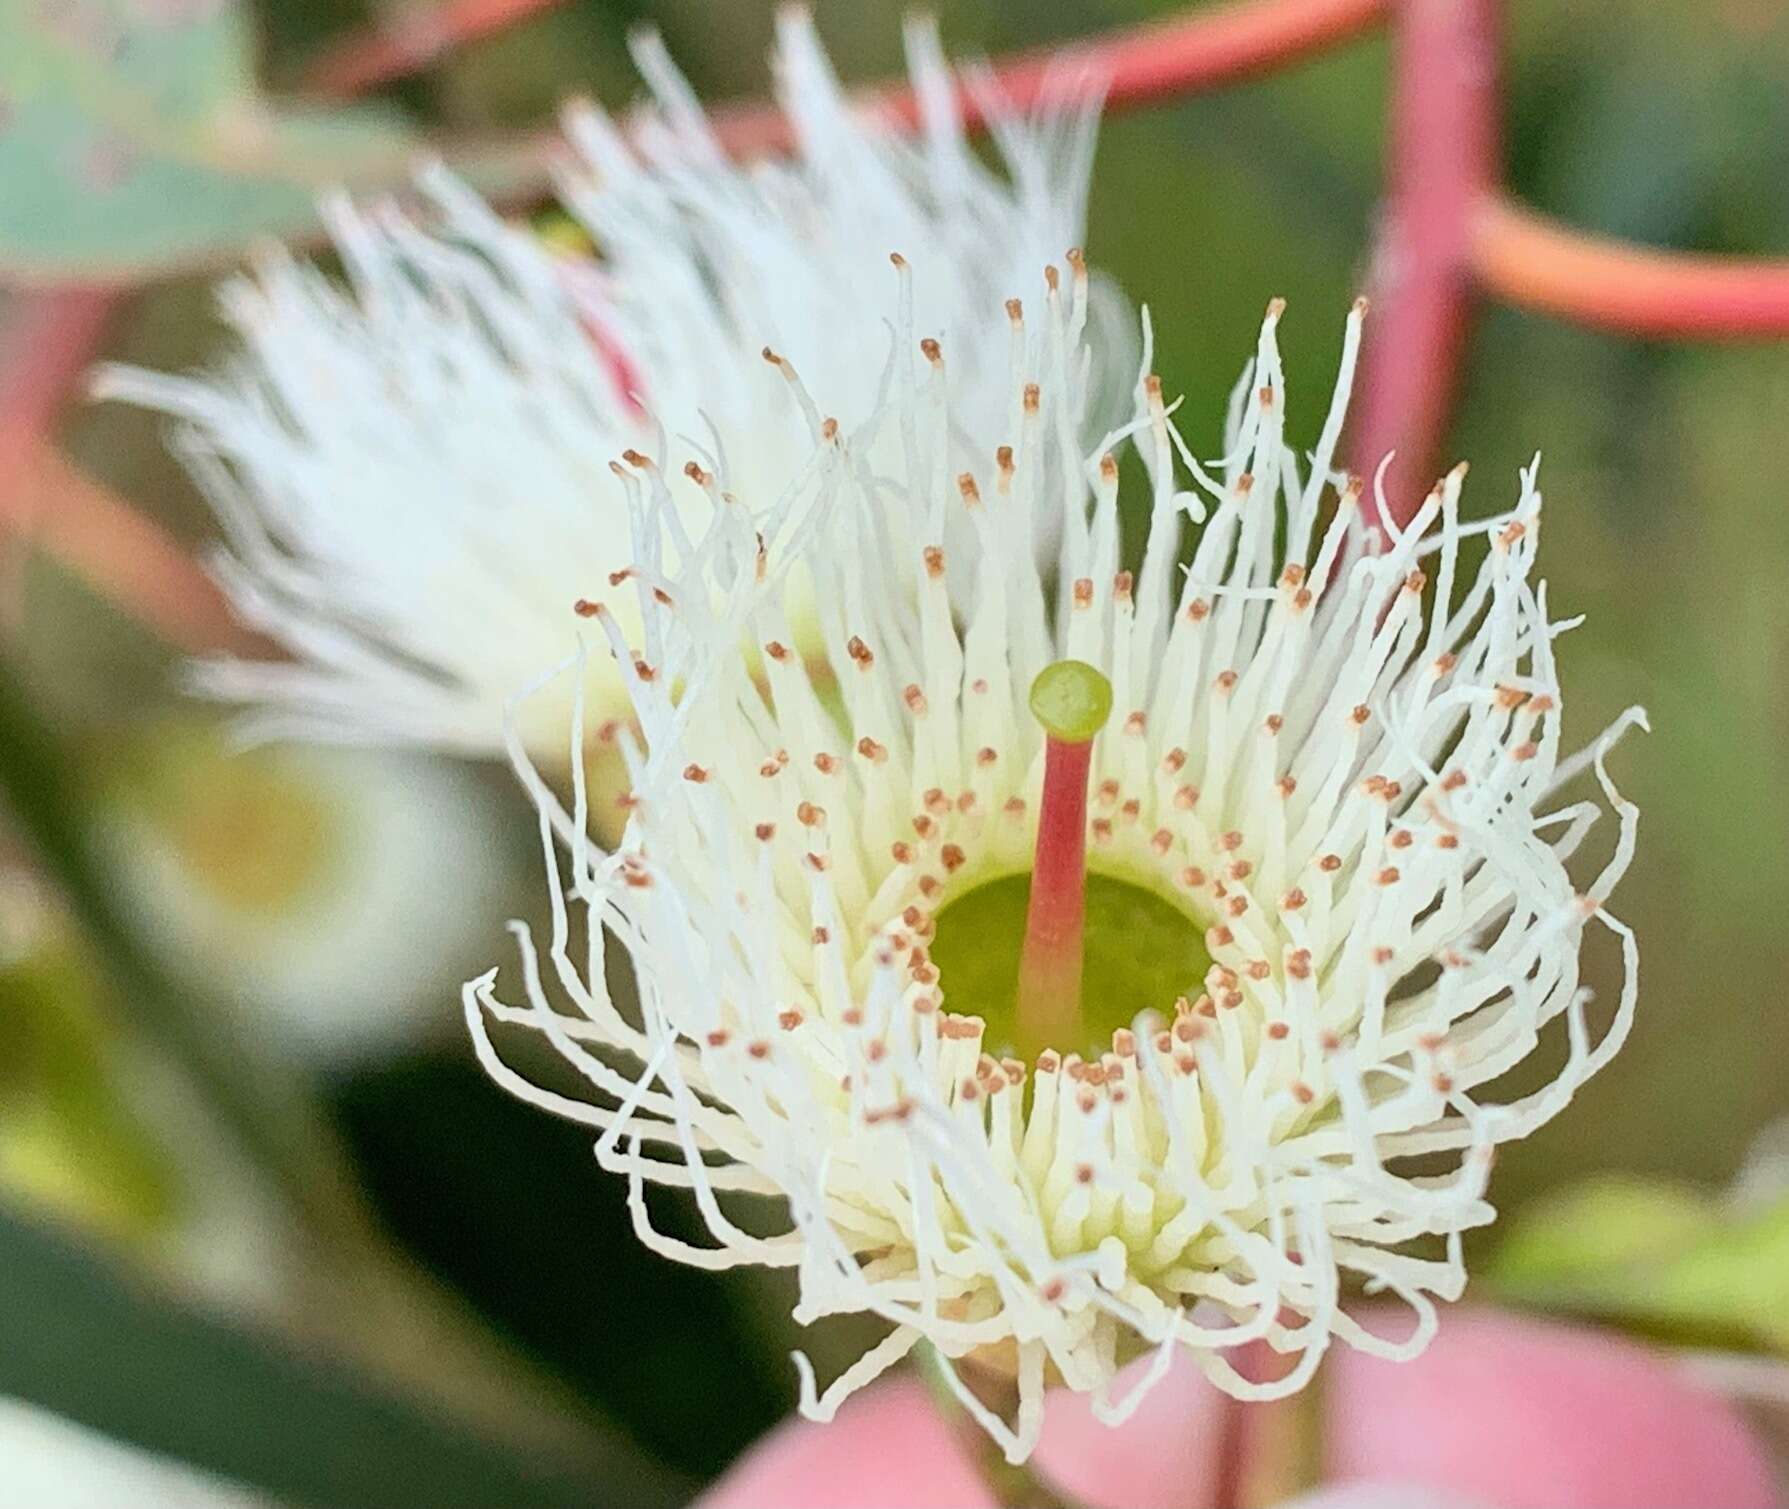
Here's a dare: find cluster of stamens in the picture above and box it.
[470,273,1640,1460]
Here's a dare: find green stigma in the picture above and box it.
[929,872,1214,1060]
[1028,660,1113,744]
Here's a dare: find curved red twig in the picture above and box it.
[912,0,1390,118]
[0,289,114,479]
[1473,194,1789,339]
[304,0,572,98]
[698,0,1390,158]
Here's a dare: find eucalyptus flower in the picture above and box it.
[468,267,1643,1458]
[93,12,1120,766]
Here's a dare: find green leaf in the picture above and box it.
[0,0,419,281]
[0,657,367,1235]
[0,1207,692,1509]
[1488,1175,1789,1353]
[0,916,182,1243]
[1492,1177,1713,1279]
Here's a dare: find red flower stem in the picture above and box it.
[303,0,573,98]
[914,0,1388,119]
[12,441,271,655]
[1471,193,1789,339]
[1017,733,1097,1050]
[0,288,115,479]
[0,291,130,627]
[342,0,1390,161]
[0,292,265,653]
[700,0,1389,160]
[1210,1382,1251,1509]
[1349,0,1500,536]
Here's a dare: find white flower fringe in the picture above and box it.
[468,262,1643,1459]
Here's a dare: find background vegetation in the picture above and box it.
[3,1,1786,1502]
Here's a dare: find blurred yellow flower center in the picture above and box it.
[165,752,340,917]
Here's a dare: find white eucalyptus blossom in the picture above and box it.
[93,12,1123,761]
[468,271,1643,1459]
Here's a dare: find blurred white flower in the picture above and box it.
[0,1399,271,1509]
[1730,1114,1789,1210]
[96,11,1124,765]
[94,726,518,1064]
[469,271,1643,1459]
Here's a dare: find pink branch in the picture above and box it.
[705,0,1389,159]
[306,0,1388,129]
[303,0,573,98]
[1473,194,1789,339]
[0,292,262,652]
[14,441,270,656]
[0,288,116,476]
[19,0,1789,657]
[912,0,1388,118]
[1349,0,1499,534]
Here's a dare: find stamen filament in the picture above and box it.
[1017,660,1113,1052]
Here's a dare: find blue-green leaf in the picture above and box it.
[0,0,418,281]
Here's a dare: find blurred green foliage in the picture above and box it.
[0,1207,687,1509]
[0,898,181,1242]
[1490,1174,1789,1354]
